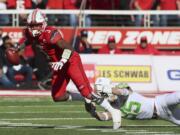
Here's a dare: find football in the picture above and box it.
[5,47,20,65]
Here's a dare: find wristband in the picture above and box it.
[60,58,67,64]
[62,49,72,60]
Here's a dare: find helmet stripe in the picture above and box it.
[32,9,38,23]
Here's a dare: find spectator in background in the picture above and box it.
[134,36,160,55]
[157,0,180,26]
[6,0,33,26]
[118,0,134,26]
[1,35,33,88]
[90,0,119,10]
[149,0,161,26]
[63,0,79,27]
[74,29,93,53]
[7,0,32,9]
[0,0,10,26]
[31,0,48,9]
[0,29,15,88]
[0,30,15,88]
[98,35,121,54]
[89,0,119,26]
[46,0,64,26]
[131,0,154,26]
[0,48,15,88]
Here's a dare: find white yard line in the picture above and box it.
[0,105,84,108]
[0,121,176,134]
[0,118,177,128]
[0,111,85,114]
[0,118,95,121]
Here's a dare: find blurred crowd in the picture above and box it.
[0,28,179,89]
[0,0,180,89]
[0,28,52,89]
[0,0,180,26]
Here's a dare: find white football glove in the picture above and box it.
[51,58,67,71]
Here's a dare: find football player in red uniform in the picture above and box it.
[19,9,121,129]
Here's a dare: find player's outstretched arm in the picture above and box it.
[112,83,132,96]
[96,112,112,121]
[84,101,112,121]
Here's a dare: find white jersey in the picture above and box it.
[120,92,155,119]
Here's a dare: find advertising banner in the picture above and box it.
[153,56,180,92]
[2,27,180,48]
[96,65,151,83]
[80,54,157,93]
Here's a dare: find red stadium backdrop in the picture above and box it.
[2,27,180,48]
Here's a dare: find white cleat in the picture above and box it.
[111,109,121,129]
[113,122,121,130]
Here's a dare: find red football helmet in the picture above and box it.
[27,9,47,37]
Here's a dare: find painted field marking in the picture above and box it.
[0,121,177,135]
[0,118,95,121]
[0,111,86,114]
[0,105,84,108]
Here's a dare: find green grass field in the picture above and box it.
[0,96,179,135]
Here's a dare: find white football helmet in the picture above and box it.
[95,77,111,92]
[95,77,118,102]
[27,9,47,37]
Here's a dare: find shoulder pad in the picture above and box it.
[43,27,63,44]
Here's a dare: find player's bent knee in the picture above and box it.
[52,93,69,102]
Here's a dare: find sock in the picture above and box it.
[99,98,115,113]
[67,92,84,101]
[84,98,91,103]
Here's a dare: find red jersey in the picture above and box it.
[46,0,63,9]
[134,45,160,55]
[132,0,154,10]
[98,45,122,54]
[38,26,64,62]
[63,0,78,9]
[26,26,64,62]
[160,0,177,10]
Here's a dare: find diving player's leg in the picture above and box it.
[155,92,180,125]
[68,53,121,129]
[165,92,180,106]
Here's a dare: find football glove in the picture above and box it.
[84,101,97,117]
[51,58,67,71]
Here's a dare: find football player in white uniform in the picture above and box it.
[89,77,180,125]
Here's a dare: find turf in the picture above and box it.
[0,97,179,135]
